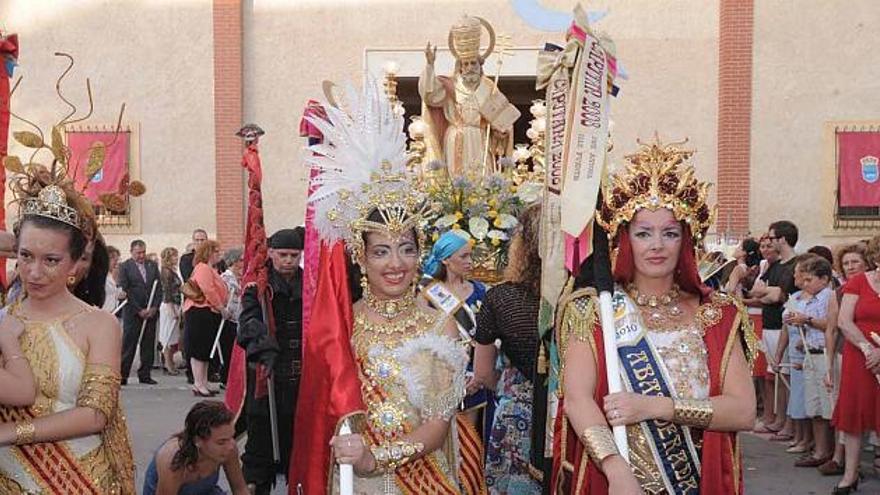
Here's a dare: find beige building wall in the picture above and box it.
[1,0,216,255]
[245,0,719,234]
[751,0,880,248]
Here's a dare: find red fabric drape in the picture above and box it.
[837,131,880,207]
[290,242,365,494]
[0,32,18,289]
[225,141,271,419]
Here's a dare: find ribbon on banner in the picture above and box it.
[560,26,610,272]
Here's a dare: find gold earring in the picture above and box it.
[67,275,76,287]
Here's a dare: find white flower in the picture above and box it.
[516,181,543,204]
[487,229,509,241]
[495,213,518,230]
[434,214,458,228]
[469,217,490,240]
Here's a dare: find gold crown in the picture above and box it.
[448,15,494,61]
[597,137,714,243]
[19,184,82,230]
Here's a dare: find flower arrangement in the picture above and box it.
[422,160,542,276]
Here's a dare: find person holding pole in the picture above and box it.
[118,239,163,385]
[552,139,757,494]
[183,240,228,398]
[237,228,304,495]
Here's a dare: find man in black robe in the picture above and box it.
[237,227,304,495]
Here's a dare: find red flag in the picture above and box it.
[838,131,880,207]
[291,241,365,494]
[67,131,130,204]
[225,141,271,419]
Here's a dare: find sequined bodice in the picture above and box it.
[646,324,710,400]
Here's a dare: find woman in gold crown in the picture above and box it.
[290,82,482,495]
[0,170,135,493]
[551,140,756,494]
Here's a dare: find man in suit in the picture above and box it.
[180,228,208,282]
[118,239,163,385]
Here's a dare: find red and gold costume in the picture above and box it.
[552,289,754,494]
[550,139,756,494]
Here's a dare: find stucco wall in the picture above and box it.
[751,0,880,248]
[1,0,216,254]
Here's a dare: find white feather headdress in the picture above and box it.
[305,81,427,259]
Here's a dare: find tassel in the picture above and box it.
[537,341,548,374]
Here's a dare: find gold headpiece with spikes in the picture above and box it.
[597,137,715,243]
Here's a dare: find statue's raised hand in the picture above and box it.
[425,42,437,66]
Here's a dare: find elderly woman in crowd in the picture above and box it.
[474,204,543,494]
[218,247,243,385]
[831,235,880,494]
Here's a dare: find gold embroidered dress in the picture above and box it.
[0,306,135,494]
[331,307,467,495]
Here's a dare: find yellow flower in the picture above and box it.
[493,218,503,228]
[488,198,497,207]
[488,210,498,218]
[454,211,463,220]
[432,232,440,241]
[491,238,501,247]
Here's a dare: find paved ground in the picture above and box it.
[123,374,878,494]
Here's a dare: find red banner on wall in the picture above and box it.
[66,131,129,205]
[838,131,880,207]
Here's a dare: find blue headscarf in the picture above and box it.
[422,230,470,277]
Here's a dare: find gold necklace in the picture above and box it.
[362,282,415,320]
[627,283,684,330]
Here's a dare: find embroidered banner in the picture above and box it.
[837,131,880,207]
[66,131,129,205]
[560,28,609,271]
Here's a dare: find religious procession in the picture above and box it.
[0,1,878,494]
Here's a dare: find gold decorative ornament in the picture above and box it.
[448,15,495,62]
[672,398,714,429]
[581,425,619,464]
[362,281,416,320]
[14,420,35,445]
[627,283,685,331]
[597,136,714,244]
[20,185,82,230]
[370,440,425,472]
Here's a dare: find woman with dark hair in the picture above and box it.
[0,173,134,492]
[143,401,247,494]
[473,203,543,494]
[71,234,109,308]
[183,240,229,397]
[552,141,756,494]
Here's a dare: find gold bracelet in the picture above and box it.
[370,441,425,471]
[581,426,619,464]
[673,398,714,429]
[14,420,35,445]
